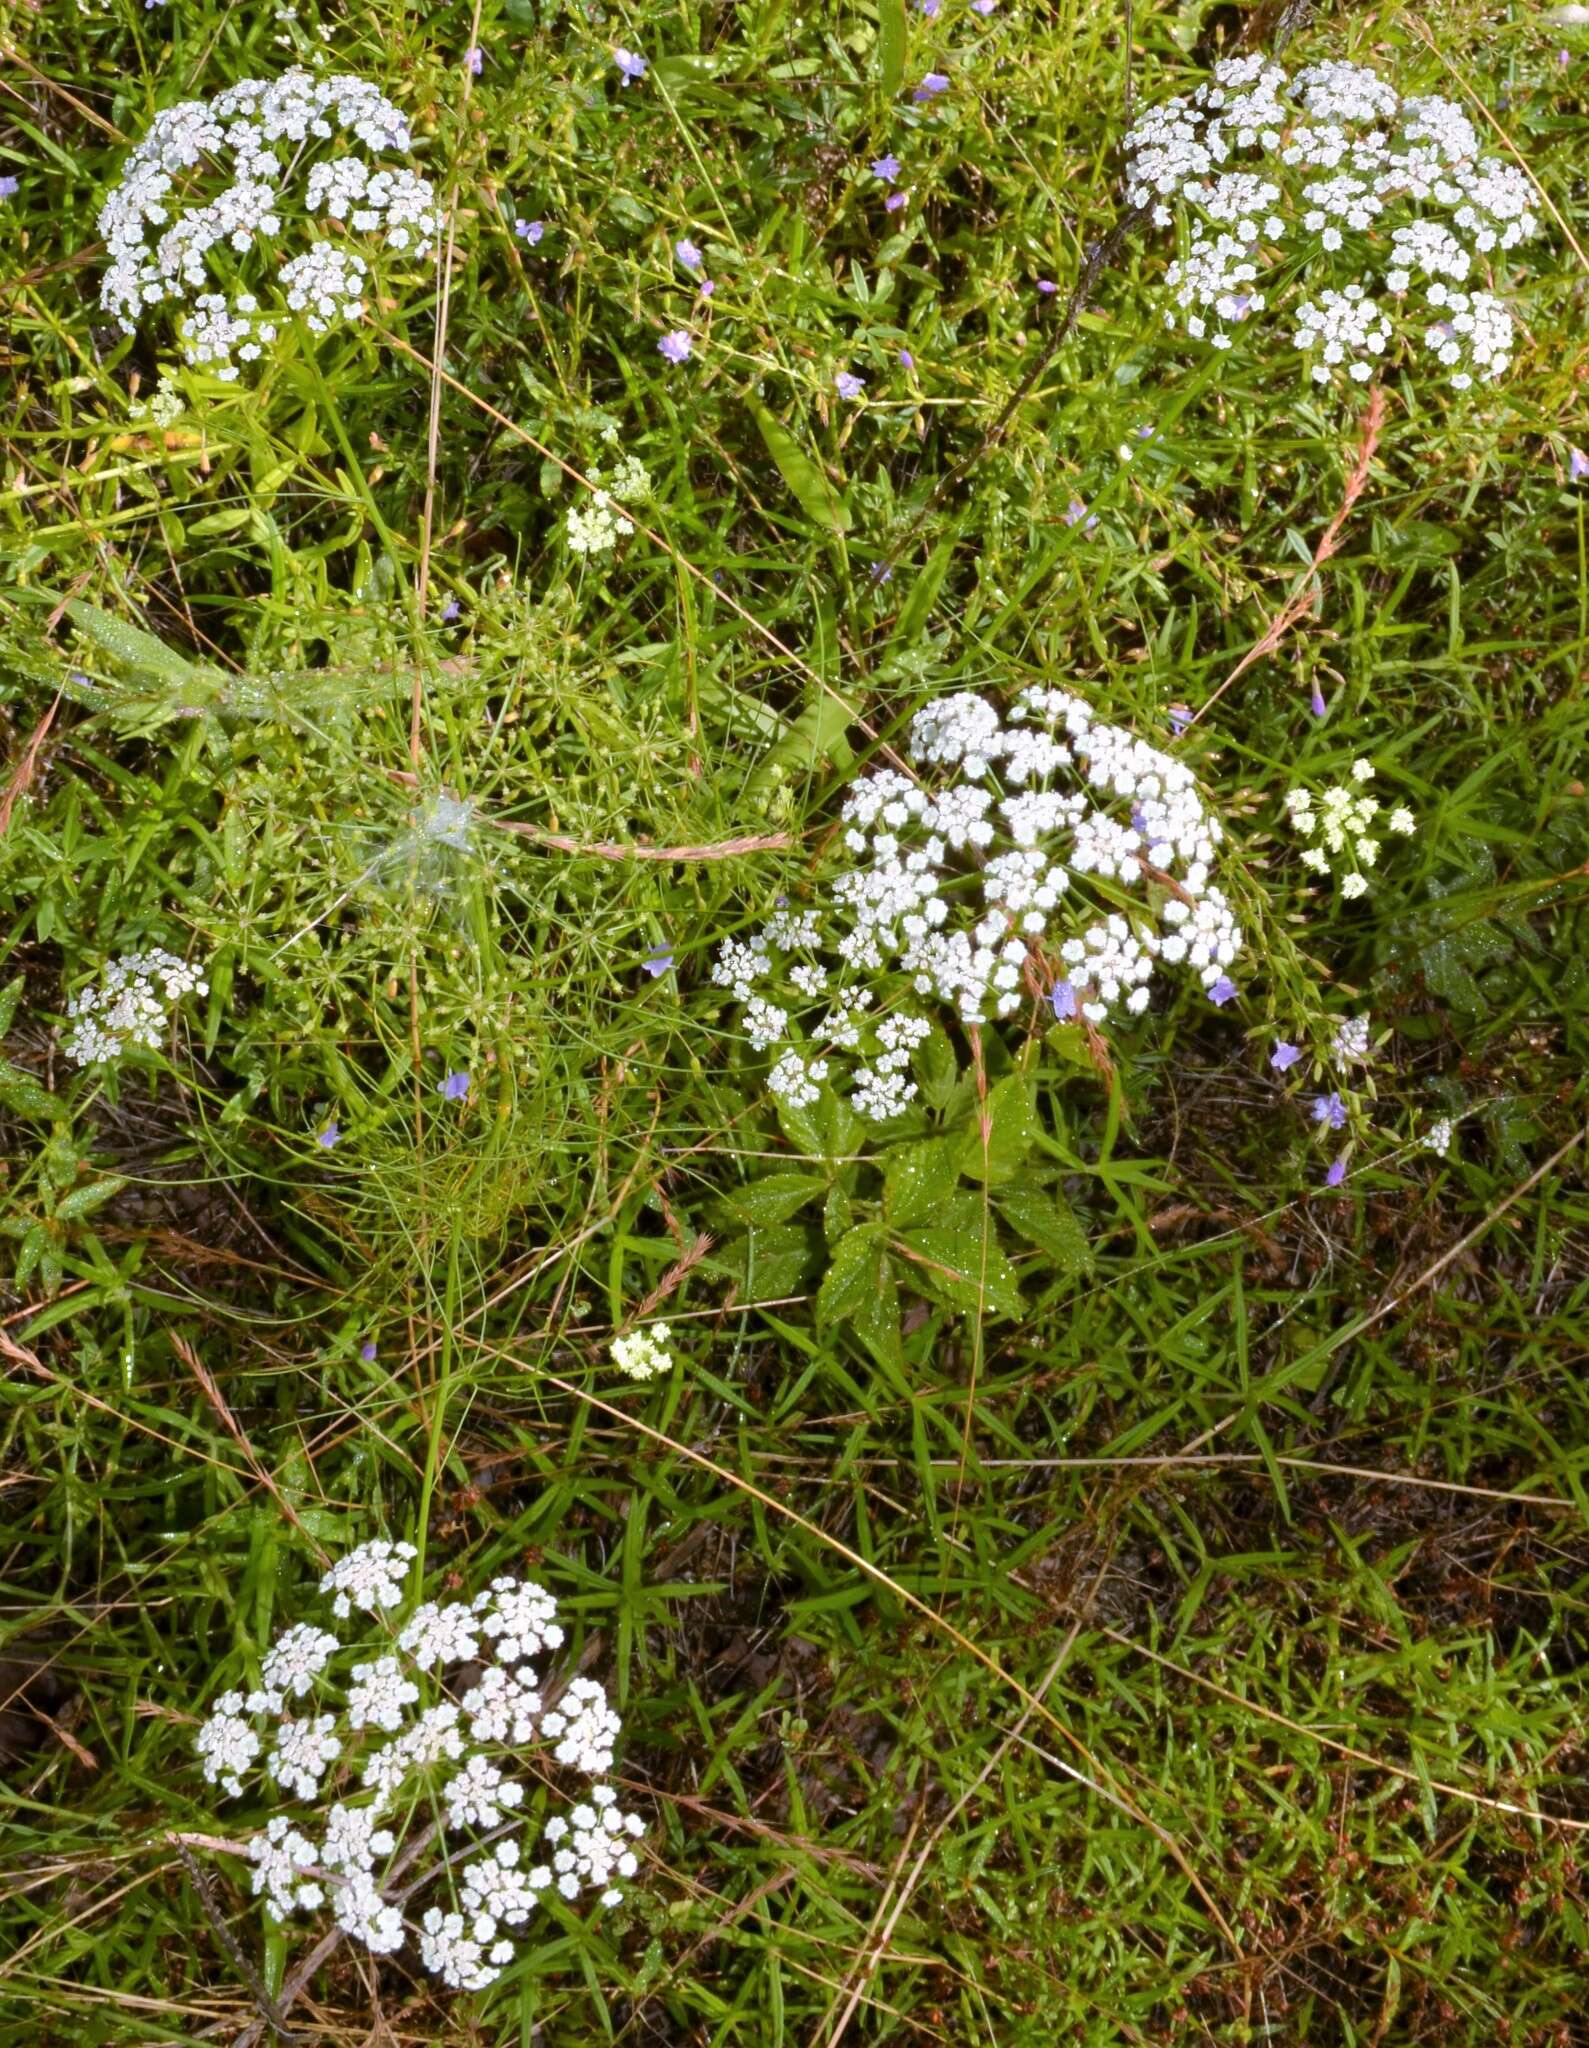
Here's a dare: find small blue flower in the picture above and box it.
[698,278,715,299]
[1570,446,1589,482]
[440,598,461,623]
[1324,1156,1347,1188]
[870,561,893,585]
[514,217,544,245]
[870,154,901,180]
[642,944,675,978]
[658,330,692,364]
[439,1070,471,1102]
[316,1122,340,1150]
[360,1340,378,1363]
[1312,1092,1347,1130]
[1208,975,1238,1006]
[971,0,997,12]
[675,237,703,270]
[899,348,915,370]
[1310,683,1327,718]
[884,190,908,213]
[1167,705,1192,737]
[466,45,483,75]
[1270,1041,1302,1073]
[0,176,18,201]
[1036,278,1058,296]
[1049,980,1077,1021]
[1063,497,1097,532]
[913,72,950,100]
[613,47,647,83]
[918,0,940,15]
[835,370,866,400]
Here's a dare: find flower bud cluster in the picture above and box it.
[63,947,208,1066]
[97,70,439,380]
[193,1542,643,1997]
[1124,53,1539,391]
[714,689,1242,1123]
[1282,759,1415,898]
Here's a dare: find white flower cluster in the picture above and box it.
[611,1325,675,1381]
[193,1540,643,1998]
[714,689,1243,1123]
[96,70,439,381]
[1124,53,1539,390]
[1283,759,1415,897]
[63,947,208,1067]
[566,455,651,556]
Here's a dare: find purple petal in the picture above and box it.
[360,1340,378,1363]
[439,1070,471,1102]
[1269,1041,1302,1073]
[1324,1156,1347,1188]
[1208,975,1238,1007]
[1049,980,1077,1021]
[316,1122,340,1150]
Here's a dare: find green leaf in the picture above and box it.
[64,599,201,685]
[55,1176,126,1222]
[745,398,851,534]
[994,1175,1095,1278]
[882,1136,962,1228]
[705,1224,817,1302]
[893,533,957,645]
[0,1061,58,1121]
[960,1073,1041,1185]
[818,1223,885,1325]
[718,1172,827,1229]
[0,974,24,1038]
[850,1254,902,1369]
[897,1223,1023,1319]
[914,1025,963,1113]
[876,0,906,94]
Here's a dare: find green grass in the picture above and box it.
[3,0,1589,2041]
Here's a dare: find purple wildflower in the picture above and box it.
[1062,497,1096,531]
[360,1340,378,1363]
[439,1070,471,1102]
[316,1122,340,1150]
[1324,1156,1347,1188]
[1208,975,1238,1007]
[913,71,950,99]
[466,46,483,75]
[676,238,703,271]
[884,190,908,212]
[1036,278,1058,296]
[440,598,461,623]
[642,944,675,978]
[1310,682,1327,718]
[613,47,647,83]
[1049,980,1078,1021]
[899,348,914,369]
[0,176,17,201]
[1570,446,1589,482]
[698,278,715,299]
[870,155,902,180]
[658,330,692,364]
[971,0,998,12]
[835,370,866,400]
[1270,1041,1302,1073]
[1312,1092,1347,1130]
[870,561,893,585]
[919,0,940,14]
[514,218,544,245]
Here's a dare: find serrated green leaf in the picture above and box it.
[960,1073,1041,1185]
[850,1254,902,1369]
[995,1175,1095,1278]
[883,1135,962,1228]
[897,1222,1023,1318]
[718,1172,827,1228]
[745,398,851,534]
[914,1024,962,1113]
[818,1223,885,1325]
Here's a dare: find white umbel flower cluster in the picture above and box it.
[63,947,208,1067]
[97,70,439,381]
[714,688,1243,1122]
[1123,53,1539,391]
[565,455,651,556]
[610,1324,676,1382]
[193,1540,644,1998]
[1283,758,1415,897]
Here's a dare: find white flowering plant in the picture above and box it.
[192,1541,644,1998]
[1281,757,1417,899]
[98,69,439,381]
[713,686,1244,1129]
[1124,52,1541,392]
